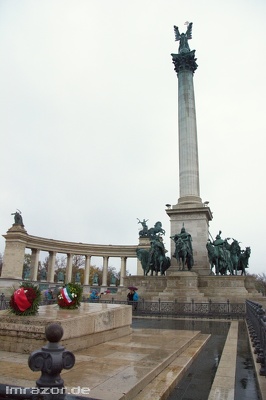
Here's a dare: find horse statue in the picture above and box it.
[173,237,193,271]
[136,248,150,276]
[237,247,251,275]
[206,240,219,275]
[136,239,171,276]
[149,238,170,276]
[206,240,233,276]
[147,221,165,239]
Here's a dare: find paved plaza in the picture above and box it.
[0,317,264,400]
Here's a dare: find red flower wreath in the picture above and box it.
[9,282,41,316]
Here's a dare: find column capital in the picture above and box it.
[171,50,198,75]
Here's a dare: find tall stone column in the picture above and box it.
[119,257,127,286]
[102,256,109,287]
[84,255,91,285]
[30,248,40,281]
[66,253,73,283]
[47,251,56,282]
[167,23,212,274]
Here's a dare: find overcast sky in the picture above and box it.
[0,0,265,275]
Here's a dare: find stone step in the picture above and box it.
[133,333,210,400]
[88,329,203,400]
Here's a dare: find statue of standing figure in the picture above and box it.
[11,210,24,226]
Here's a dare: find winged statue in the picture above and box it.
[173,22,193,54]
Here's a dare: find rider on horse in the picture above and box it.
[171,225,194,270]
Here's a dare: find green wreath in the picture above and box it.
[9,282,41,316]
[57,283,83,309]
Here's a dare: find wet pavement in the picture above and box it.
[235,321,261,400]
[132,318,261,400]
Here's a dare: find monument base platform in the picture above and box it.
[121,273,262,303]
[0,303,132,353]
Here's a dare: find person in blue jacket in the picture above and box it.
[89,290,100,301]
[132,290,139,310]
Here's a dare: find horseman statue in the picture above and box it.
[206,231,251,276]
[136,237,171,276]
[171,225,194,271]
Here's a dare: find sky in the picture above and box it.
[0,0,265,276]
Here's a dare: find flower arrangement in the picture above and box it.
[57,283,83,309]
[9,282,41,316]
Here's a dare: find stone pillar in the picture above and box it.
[1,225,28,279]
[66,253,73,283]
[168,27,213,274]
[30,249,40,281]
[171,46,200,205]
[84,255,91,285]
[119,257,127,286]
[47,251,56,282]
[102,256,109,287]
[167,206,212,274]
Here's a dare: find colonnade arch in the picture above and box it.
[1,225,138,287]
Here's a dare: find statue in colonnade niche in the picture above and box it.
[40,267,47,280]
[23,266,30,280]
[57,271,65,282]
[171,225,194,271]
[92,273,99,285]
[75,272,81,283]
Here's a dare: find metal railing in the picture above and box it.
[0,293,246,319]
[246,299,266,376]
[88,298,246,319]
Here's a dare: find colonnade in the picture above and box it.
[1,225,138,286]
[30,250,128,286]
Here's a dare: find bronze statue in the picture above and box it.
[138,219,165,240]
[11,210,24,226]
[207,232,250,276]
[136,248,150,276]
[173,22,193,54]
[137,218,149,237]
[147,221,165,239]
[40,267,47,280]
[148,237,170,276]
[57,271,64,282]
[238,247,251,275]
[93,273,99,285]
[136,237,171,276]
[171,225,194,270]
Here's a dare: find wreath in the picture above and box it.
[57,283,83,309]
[9,282,41,316]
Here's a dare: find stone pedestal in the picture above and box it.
[2,225,28,279]
[166,204,212,275]
[198,275,263,302]
[0,303,132,353]
[159,271,206,301]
